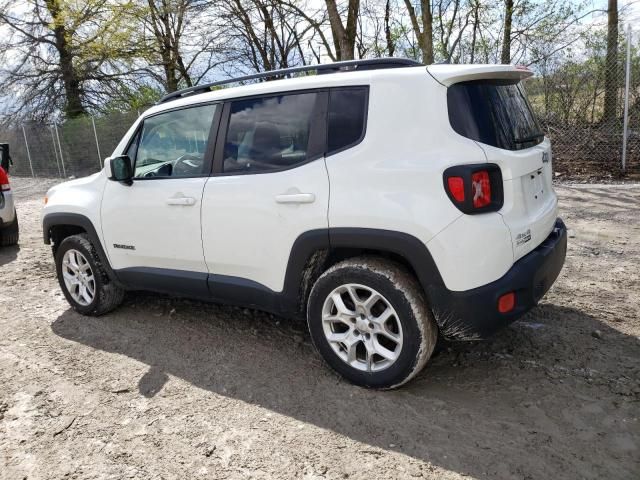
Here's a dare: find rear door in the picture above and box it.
[447,78,557,260]
[201,90,329,294]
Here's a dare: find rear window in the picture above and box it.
[327,87,368,155]
[447,79,543,150]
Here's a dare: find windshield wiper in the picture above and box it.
[514,132,545,144]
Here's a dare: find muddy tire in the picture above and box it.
[55,234,125,316]
[307,256,438,389]
[0,210,19,246]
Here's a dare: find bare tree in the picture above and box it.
[500,0,514,63]
[403,0,433,63]
[214,0,317,74]
[136,0,228,92]
[325,0,360,60]
[0,0,142,120]
[602,0,618,123]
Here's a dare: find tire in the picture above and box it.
[55,234,125,316]
[307,256,438,389]
[0,210,19,246]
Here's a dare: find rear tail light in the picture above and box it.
[446,177,465,202]
[443,164,503,214]
[0,167,9,191]
[471,170,491,208]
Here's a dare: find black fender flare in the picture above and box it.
[281,228,445,316]
[42,212,121,285]
[327,228,445,292]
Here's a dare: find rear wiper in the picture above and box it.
[514,132,545,144]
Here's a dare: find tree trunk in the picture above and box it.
[325,0,359,60]
[420,0,433,64]
[45,0,86,118]
[501,0,513,64]
[470,0,479,63]
[403,0,433,64]
[384,0,395,56]
[603,0,618,123]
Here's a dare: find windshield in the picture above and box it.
[447,79,543,150]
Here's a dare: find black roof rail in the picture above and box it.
[158,58,423,104]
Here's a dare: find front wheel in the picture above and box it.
[307,257,438,389]
[55,234,125,315]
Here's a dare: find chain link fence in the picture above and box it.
[1,111,140,179]
[0,30,638,181]
[525,25,639,180]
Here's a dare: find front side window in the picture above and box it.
[133,104,217,178]
[223,92,318,173]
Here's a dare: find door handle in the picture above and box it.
[275,193,315,204]
[166,196,196,206]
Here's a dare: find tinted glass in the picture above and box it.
[223,93,318,173]
[327,87,367,154]
[133,104,217,178]
[448,80,542,150]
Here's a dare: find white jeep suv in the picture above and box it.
[42,59,567,389]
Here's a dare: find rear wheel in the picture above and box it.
[0,210,19,246]
[55,234,124,315]
[307,257,438,389]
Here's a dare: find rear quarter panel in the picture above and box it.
[325,70,514,291]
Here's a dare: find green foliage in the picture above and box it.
[102,86,164,113]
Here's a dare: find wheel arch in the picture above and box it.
[43,212,120,285]
[285,228,445,317]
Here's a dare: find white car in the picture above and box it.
[0,166,18,246]
[42,59,567,389]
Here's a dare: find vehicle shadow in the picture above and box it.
[51,298,638,479]
[0,244,19,267]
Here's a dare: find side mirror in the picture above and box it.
[108,155,133,185]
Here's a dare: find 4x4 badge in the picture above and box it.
[516,229,532,246]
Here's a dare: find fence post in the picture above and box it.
[50,126,62,178]
[54,124,67,178]
[21,125,35,177]
[91,116,102,167]
[621,24,632,174]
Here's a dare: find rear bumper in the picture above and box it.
[428,218,567,340]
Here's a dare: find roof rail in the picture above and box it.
[158,58,423,104]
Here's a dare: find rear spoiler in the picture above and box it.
[427,64,533,87]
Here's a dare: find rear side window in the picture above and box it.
[223,92,320,174]
[447,79,543,150]
[327,87,368,155]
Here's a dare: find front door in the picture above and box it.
[101,103,219,296]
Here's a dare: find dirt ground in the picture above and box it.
[0,177,638,480]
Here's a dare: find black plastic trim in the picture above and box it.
[328,228,445,292]
[42,212,121,285]
[117,267,210,299]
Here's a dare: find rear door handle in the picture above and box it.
[275,193,315,204]
[166,196,196,206]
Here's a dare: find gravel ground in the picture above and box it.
[1,177,638,480]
